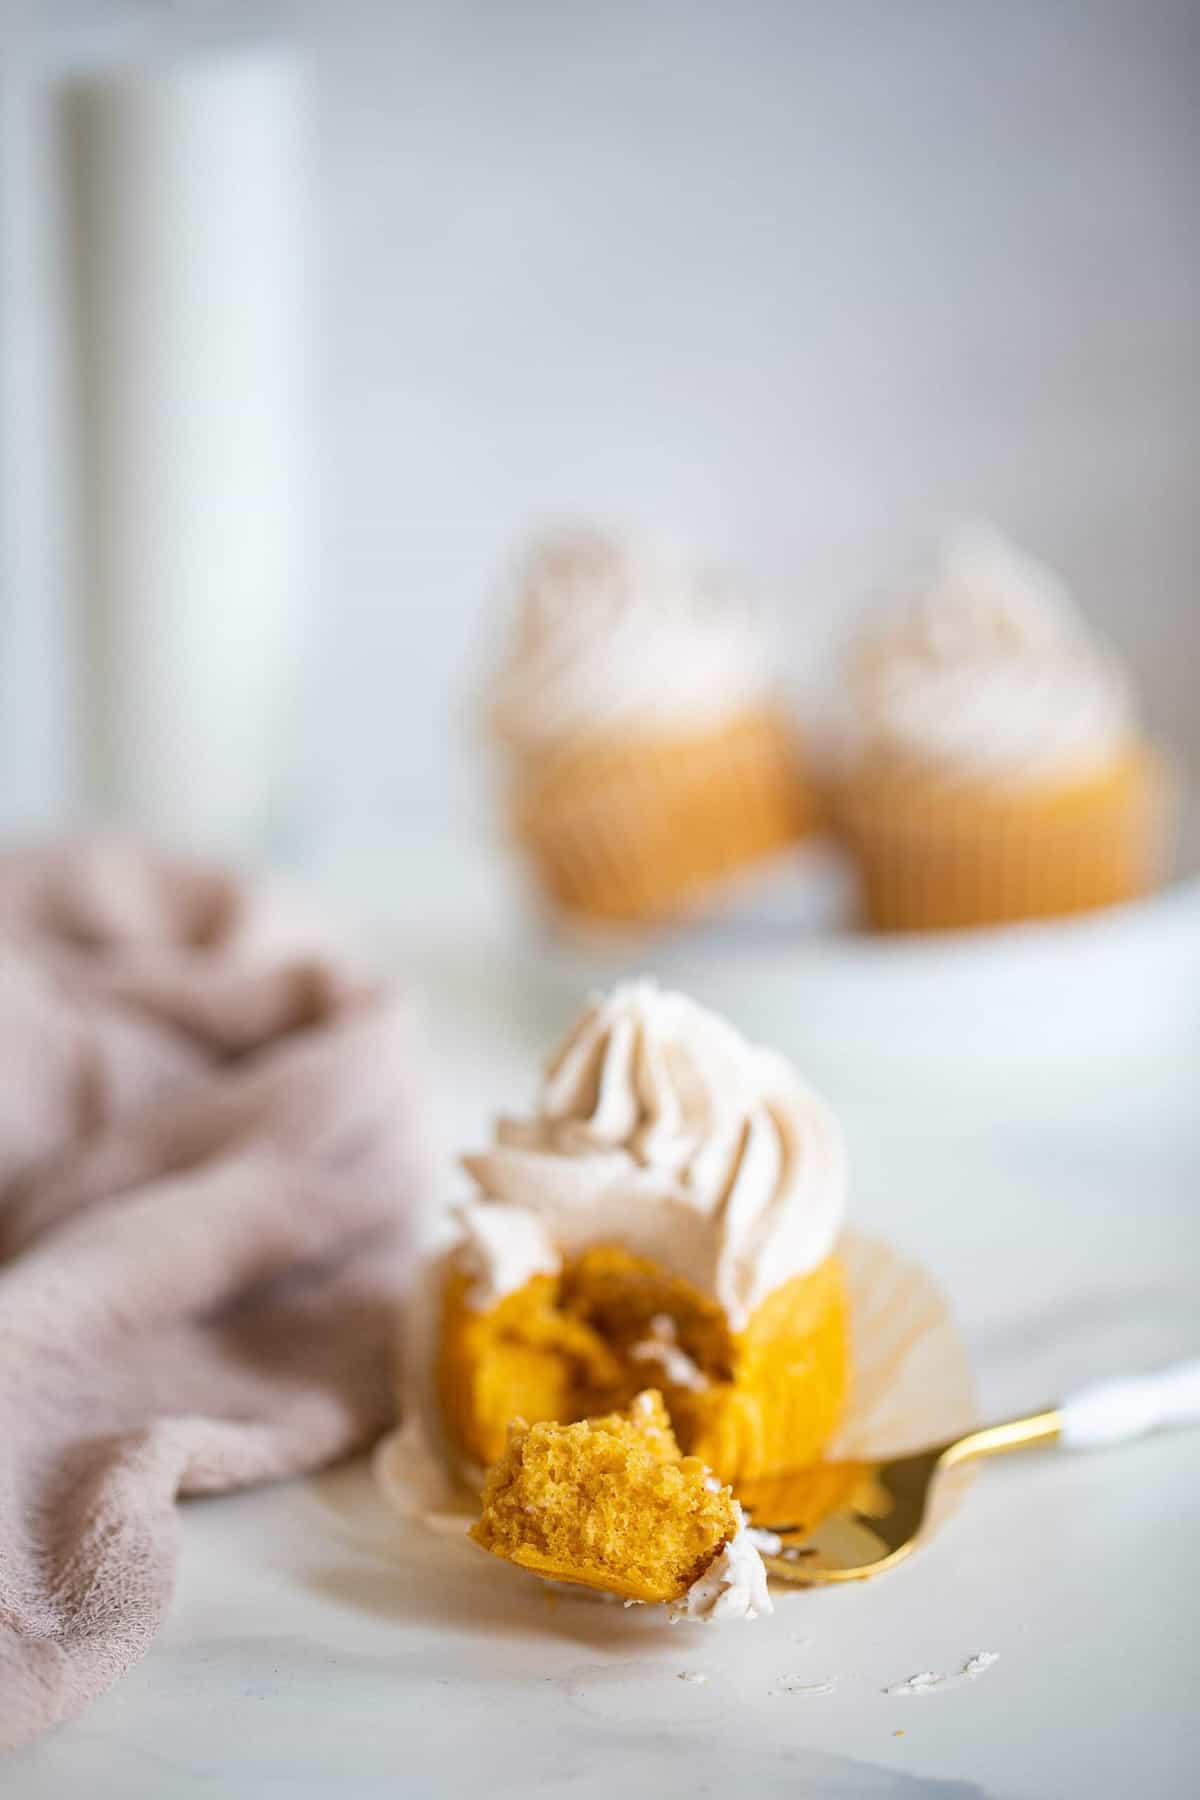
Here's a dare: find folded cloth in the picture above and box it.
[0,840,425,1752]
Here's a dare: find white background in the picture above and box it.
[308,0,1200,892]
[3,0,1198,900]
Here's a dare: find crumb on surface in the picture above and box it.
[884,1652,1001,1696]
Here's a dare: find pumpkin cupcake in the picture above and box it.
[437,980,849,1488]
[486,530,815,925]
[833,527,1171,931]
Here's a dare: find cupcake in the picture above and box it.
[437,980,849,1487]
[833,526,1171,931]
[486,529,815,925]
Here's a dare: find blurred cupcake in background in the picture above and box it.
[486,529,816,926]
[832,526,1172,931]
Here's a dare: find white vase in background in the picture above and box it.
[61,39,310,855]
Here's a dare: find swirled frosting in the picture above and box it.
[487,529,770,752]
[458,981,847,1330]
[846,526,1135,784]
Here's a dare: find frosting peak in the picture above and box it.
[899,524,1079,659]
[487,530,769,752]
[848,525,1135,783]
[460,982,847,1329]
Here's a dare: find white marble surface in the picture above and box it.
[8,918,1200,1799]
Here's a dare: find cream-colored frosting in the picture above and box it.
[847,525,1135,784]
[744,1525,784,1556]
[487,529,770,753]
[458,980,847,1330]
[673,1514,773,1622]
[456,1200,559,1311]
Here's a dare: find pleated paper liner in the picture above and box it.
[508,710,816,926]
[833,746,1172,932]
[374,1229,978,1575]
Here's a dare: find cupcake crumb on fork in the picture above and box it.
[470,1391,772,1619]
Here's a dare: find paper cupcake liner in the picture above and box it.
[508,711,816,925]
[835,748,1172,932]
[374,1229,977,1563]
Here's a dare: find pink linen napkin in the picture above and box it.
[0,841,425,1753]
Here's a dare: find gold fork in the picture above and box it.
[738,1358,1200,1586]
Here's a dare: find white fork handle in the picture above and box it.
[1058,1357,1200,1450]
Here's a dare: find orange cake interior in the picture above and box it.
[470,1391,740,1602]
[439,1243,849,1485]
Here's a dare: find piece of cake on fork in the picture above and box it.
[470,1390,772,1620]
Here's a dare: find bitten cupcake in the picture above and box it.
[485,529,815,925]
[437,980,849,1487]
[832,526,1171,931]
